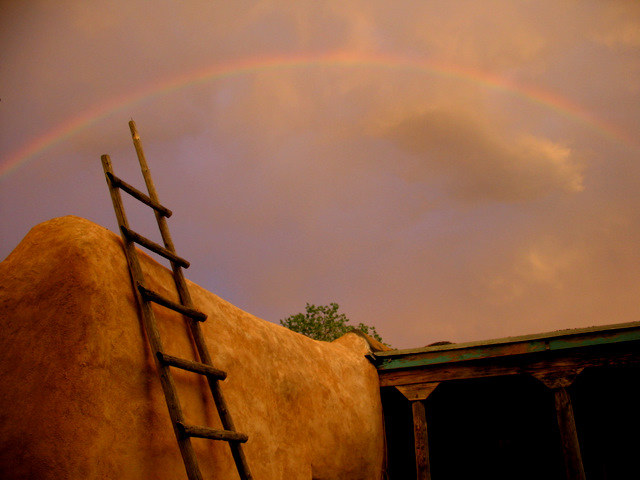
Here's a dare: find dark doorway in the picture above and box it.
[570,365,640,480]
[381,386,416,479]
[382,375,566,480]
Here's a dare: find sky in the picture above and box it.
[1,1,640,349]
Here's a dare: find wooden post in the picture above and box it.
[397,383,440,480]
[412,400,430,480]
[554,386,586,480]
[533,370,586,480]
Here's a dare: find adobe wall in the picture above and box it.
[0,216,384,479]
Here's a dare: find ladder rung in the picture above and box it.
[121,226,190,268]
[157,352,227,380]
[138,284,207,322]
[177,422,249,443]
[107,172,173,217]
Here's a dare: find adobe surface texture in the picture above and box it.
[0,216,384,479]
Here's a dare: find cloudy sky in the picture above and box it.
[2,1,639,349]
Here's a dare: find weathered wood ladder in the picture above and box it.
[100,120,253,480]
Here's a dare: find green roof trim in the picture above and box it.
[375,321,640,370]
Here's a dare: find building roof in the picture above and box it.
[374,321,640,371]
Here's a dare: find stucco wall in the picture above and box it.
[0,216,384,479]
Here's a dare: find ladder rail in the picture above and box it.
[101,154,205,480]
[101,122,254,480]
[128,121,253,479]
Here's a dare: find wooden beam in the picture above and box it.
[375,322,640,371]
[380,360,519,387]
[379,346,640,387]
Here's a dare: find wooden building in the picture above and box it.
[374,322,640,480]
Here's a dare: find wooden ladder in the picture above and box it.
[100,120,253,480]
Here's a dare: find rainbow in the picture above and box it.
[1,50,635,179]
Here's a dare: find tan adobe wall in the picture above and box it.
[0,216,384,479]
